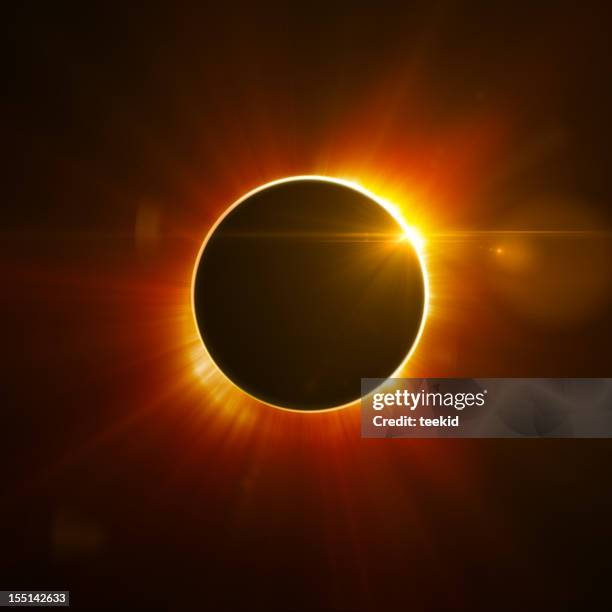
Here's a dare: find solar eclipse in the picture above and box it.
[193,176,427,411]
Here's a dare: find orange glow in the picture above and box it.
[12,59,606,527]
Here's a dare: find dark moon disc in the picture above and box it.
[193,178,426,411]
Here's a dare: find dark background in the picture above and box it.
[3,2,612,610]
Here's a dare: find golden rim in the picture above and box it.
[190,175,430,413]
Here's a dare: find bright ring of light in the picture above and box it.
[191,175,430,412]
